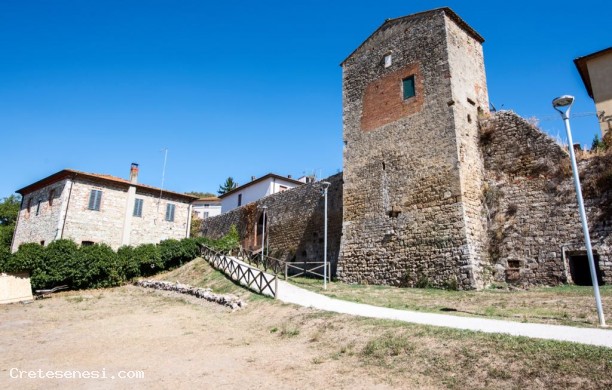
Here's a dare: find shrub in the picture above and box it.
[10,243,47,289]
[159,239,184,269]
[75,244,121,289]
[0,246,11,272]
[46,240,79,288]
[117,245,140,281]
[134,243,163,277]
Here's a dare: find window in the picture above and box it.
[402,76,415,100]
[88,190,102,211]
[36,200,41,216]
[133,198,143,217]
[279,185,288,192]
[237,194,242,207]
[81,241,94,246]
[27,198,32,214]
[49,189,55,206]
[165,203,175,222]
[384,53,392,68]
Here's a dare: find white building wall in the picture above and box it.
[221,177,302,213]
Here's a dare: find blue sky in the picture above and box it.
[0,0,609,198]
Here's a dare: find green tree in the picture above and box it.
[0,195,21,250]
[591,134,608,152]
[217,177,238,195]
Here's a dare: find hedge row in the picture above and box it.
[0,225,239,290]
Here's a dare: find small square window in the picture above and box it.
[237,194,242,207]
[384,54,392,68]
[402,76,415,100]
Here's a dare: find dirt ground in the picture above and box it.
[1,259,611,389]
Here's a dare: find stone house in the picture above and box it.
[11,164,197,252]
[200,7,611,289]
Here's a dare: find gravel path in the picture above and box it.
[275,279,612,348]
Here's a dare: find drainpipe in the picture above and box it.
[59,174,76,241]
[186,203,193,238]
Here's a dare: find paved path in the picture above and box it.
[275,279,612,348]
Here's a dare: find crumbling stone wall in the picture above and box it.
[480,110,612,285]
[338,8,489,289]
[200,174,343,274]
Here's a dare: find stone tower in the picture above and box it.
[338,8,490,289]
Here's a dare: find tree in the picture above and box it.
[0,195,21,250]
[218,177,238,195]
[185,191,217,198]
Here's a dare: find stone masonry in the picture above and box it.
[200,7,611,289]
[12,168,196,251]
[201,174,343,274]
[338,8,489,289]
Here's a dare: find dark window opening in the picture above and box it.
[36,200,41,216]
[569,253,604,286]
[40,240,45,246]
[467,114,472,123]
[238,194,242,207]
[402,76,415,100]
[49,189,55,206]
[507,260,520,269]
[382,161,386,171]
[81,241,95,246]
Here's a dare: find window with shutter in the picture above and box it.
[88,190,102,211]
[402,76,415,100]
[165,203,175,222]
[133,198,143,217]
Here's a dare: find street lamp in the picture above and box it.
[258,205,268,264]
[321,181,331,289]
[552,95,606,327]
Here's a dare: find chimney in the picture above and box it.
[130,163,139,184]
[251,176,256,181]
[288,174,292,179]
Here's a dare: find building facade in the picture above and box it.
[12,164,197,252]
[574,47,612,137]
[220,173,304,213]
[192,197,222,219]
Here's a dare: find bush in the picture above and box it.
[117,245,140,281]
[10,243,47,289]
[0,246,11,272]
[134,243,163,277]
[159,239,183,269]
[46,240,80,288]
[75,244,121,289]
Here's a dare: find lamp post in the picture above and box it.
[259,205,268,264]
[552,95,606,327]
[321,181,331,289]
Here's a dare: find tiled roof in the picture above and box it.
[16,169,199,202]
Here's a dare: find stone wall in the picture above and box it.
[338,9,488,289]
[12,180,69,252]
[480,110,612,285]
[13,176,192,251]
[200,174,343,274]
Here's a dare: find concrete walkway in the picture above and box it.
[275,279,612,349]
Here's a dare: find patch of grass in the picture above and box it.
[362,332,415,362]
[278,323,300,338]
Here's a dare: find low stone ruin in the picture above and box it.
[135,280,246,310]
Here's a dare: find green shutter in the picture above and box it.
[403,76,415,100]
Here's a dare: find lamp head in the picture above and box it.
[320,181,331,190]
[552,95,574,118]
